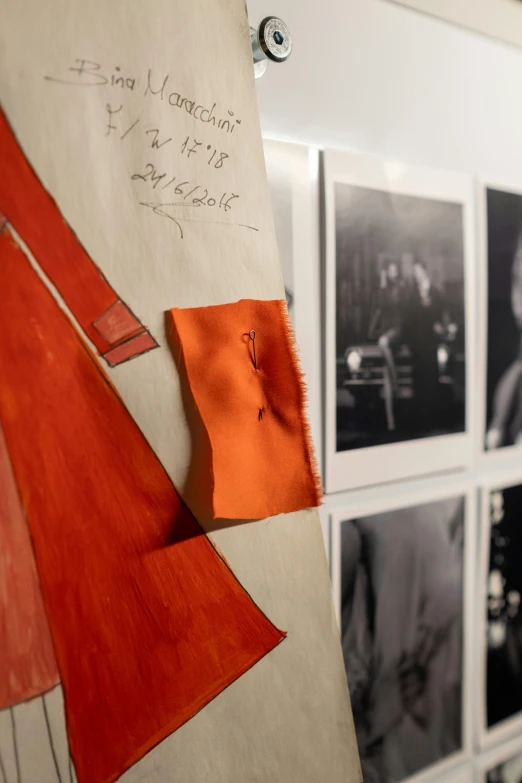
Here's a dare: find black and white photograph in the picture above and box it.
[335,184,466,452]
[484,482,522,732]
[332,492,471,783]
[324,151,474,493]
[485,188,522,452]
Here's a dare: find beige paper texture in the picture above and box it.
[0,1,361,780]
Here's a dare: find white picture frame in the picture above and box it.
[330,481,475,783]
[263,138,322,476]
[478,180,522,467]
[324,149,475,493]
[477,471,522,751]
[476,735,522,782]
[447,767,473,783]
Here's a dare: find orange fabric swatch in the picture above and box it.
[169,299,322,520]
[0,229,284,783]
[0,108,157,365]
[0,423,59,709]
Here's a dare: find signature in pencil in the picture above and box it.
[139,201,259,239]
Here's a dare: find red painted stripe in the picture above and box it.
[0,108,156,362]
[0,229,284,783]
[0,423,59,709]
[103,330,157,367]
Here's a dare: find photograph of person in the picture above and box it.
[485,188,522,451]
[336,495,466,783]
[484,482,522,733]
[335,183,466,452]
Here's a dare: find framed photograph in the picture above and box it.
[478,735,522,782]
[263,139,322,473]
[386,0,522,51]
[331,483,474,783]
[324,150,475,492]
[479,185,522,458]
[478,475,522,750]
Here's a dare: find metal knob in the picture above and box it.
[251,16,292,79]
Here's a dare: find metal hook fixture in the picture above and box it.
[249,329,257,369]
[251,16,292,80]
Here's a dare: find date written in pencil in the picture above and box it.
[131,163,239,210]
[180,136,229,169]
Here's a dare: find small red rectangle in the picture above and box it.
[93,300,143,345]
[103,331,158,366]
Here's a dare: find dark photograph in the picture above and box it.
[486,188,522,451]
[340,497,464,783]
[486,484,522,729]
[335,183,466,452]
[487,750,522,783]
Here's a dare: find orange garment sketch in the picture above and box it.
[0,225,284,783]
[0,424,59,710]
[170,299,322,520]
[0,107,157,366]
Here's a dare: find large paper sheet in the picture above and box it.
[0,1,360,780]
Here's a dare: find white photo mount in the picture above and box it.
[476,734,522,782]
[262,139,322,467]
[448,768,473,783]
[324,149,476,493]
[330,481,475,783]
[262,139,328,556]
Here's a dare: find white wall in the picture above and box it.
[249,4,522,779]
[250,0,522,503]
[249,0,522,184]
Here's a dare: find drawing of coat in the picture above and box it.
[0,111,283,783]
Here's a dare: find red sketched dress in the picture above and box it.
[0,109,283,783]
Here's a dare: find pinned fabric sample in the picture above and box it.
[0,228,284,783]
[0,425,59,710]
[0,108,158,366]
[169,298,322,520]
